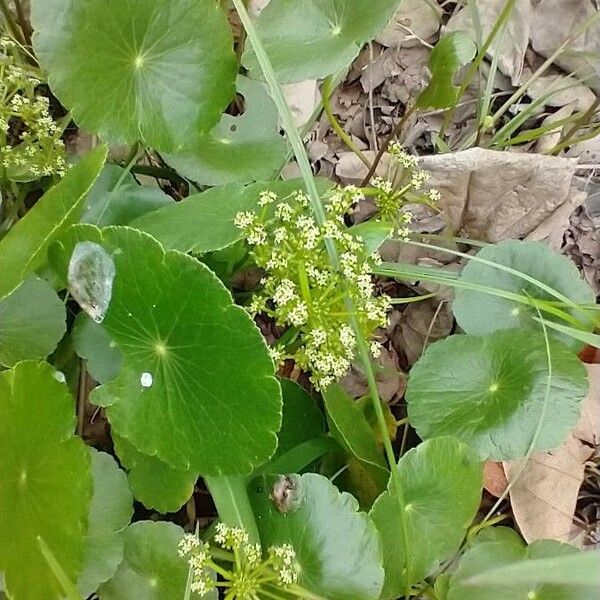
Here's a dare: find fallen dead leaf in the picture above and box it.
[283,80,321,128]
[483,460,509,498]
[574,363,600,446]
[504,434,594,545]
[376,0,442,49]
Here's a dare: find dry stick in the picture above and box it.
[322,76,372,168]
[13,0,31,46]
[360,104,416,187]
[367,42,379,152]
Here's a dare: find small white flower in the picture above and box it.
[258,190,277,206]
[273,279,296,306]
[287,301,309,326]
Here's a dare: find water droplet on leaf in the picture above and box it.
[53,371,66,384]
[68,241,115,324]
[140,372,153,388]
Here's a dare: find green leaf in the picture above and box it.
[350,220,394,255]
[0,277,65,367]
[86,226,281,474]
[32,0,236,152]
[251,473,384,600]
[406,330,588,460]
[78,449,133,597]
[0,361,92,600]
[98,521,200,600]
[242,0,402,82]
[81,165,172,227]
[323,383,388,473]
[72,313,122,384]
[131,178,332,254]
[417,31,477,109]
[448,536,594,600]
[452,240,595,345]
[165,76,287,186]
[0,145,107,298]
[113,435,196,514]
[276,378,325,457]
[370,437,483,599]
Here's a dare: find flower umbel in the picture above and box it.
[236,187,390,389]
[178,526,301,598]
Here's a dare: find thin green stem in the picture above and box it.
[322,76,371,168]
[0,0,25,45]
[204,476,260,545]
[232,0,413,594]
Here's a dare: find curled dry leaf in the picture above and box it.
[483,461,508,498]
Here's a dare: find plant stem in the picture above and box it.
[360,104,416,187]
[322,76,371,168]
[13,0,31,46]
[231,0,413,595]
[204,476,260,545]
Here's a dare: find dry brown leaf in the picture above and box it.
[248,0,270,18]
[445,0,531,85]
[574,363,600,446]
[530,0,600,92]
[420,148,580,242]
[483,460,508,498]
[504,434,593,545]
[526,72,597,111]
[376,0,442,48]
[283,80,321,128]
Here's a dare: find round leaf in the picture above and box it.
[113,435,196,514]
[32,0,236,152]
[251,473,384,600]
[98,521,205,600]
[243,0,402,82]
[165,76,287,186]
[370,437,483,599]
[448,536,589,600]
[72,313,122,384]
[78,449,133,596]
[406,330,588,460]
[0,277,65,367]
[0,361,92,600]
[82,165,172,227]
[88,227,281,474]
[452,240,595,345]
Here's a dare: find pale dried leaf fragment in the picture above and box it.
[504,435,594,545]
[574,363,600,446]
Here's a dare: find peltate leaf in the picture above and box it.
[165,76,287,186]
[0,145,107,298]
[417,31,477,109]
[448,536,593,600]
[243,0,403,82]
[406,330,588,460]
[251,473,384,600]
[113,435,196,514]
[84,226,281,475]
[452,240,595,346]
[31,0,236,152]
[0,361,92,600]
[370,437,483,599]
[131,178,332,254]
[78,449,133,596]
[0,277,65,367]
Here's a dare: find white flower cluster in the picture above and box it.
[0,37,67,182]
[269,544,300,586]
[214,522,249,550]
[367,141,441,239]
[178,534,216,597]
[236,187,390,389]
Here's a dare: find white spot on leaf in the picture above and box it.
[140,372,153,388]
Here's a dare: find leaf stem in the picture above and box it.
[0,0,26,46]
[204,476,260,545]
[322,76,371,168]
